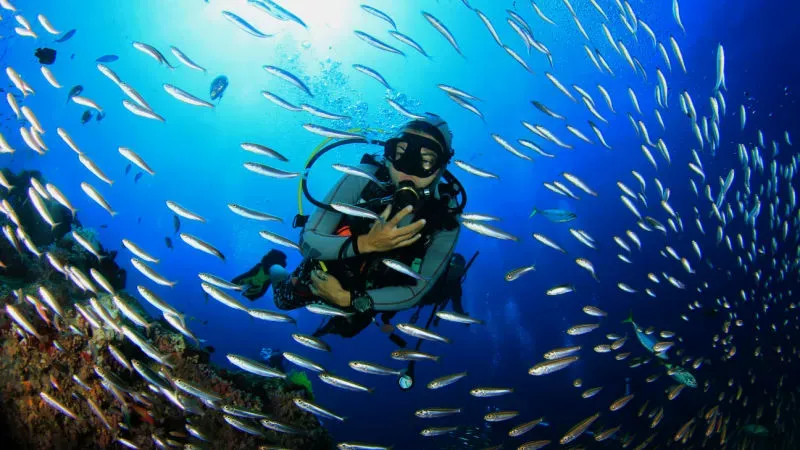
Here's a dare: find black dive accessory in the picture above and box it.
[293,138,466,229]
[397,251,479,392]
[384,131,450,179]
[390,180,425,218]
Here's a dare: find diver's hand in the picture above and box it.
[358,205,425,253]
[309,270,351,307]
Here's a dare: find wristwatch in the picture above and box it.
[352,295,373,313]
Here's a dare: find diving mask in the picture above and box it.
[384,132,448,178]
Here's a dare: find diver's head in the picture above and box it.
[384,113,453,190]
[446,253,466,282]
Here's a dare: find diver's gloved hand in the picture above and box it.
[359,205,426,253]
[233,249,288,301]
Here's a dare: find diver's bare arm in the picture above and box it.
[300,167,371,261]
[362,226,460,312]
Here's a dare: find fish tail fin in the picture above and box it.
[51,222,61,231]
[433,355,441,363]
[110,211,118,217]
[622,310,634,324]
[529,208,538,218]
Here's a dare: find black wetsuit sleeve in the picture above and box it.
[300,165,372,261]
[365,225,460,312]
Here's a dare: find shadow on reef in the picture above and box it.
[0,169,333,449]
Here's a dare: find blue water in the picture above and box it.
[2,0,799,448]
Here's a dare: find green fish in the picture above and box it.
[741,424,769,436]
[622,311,669,360]
[529,207,577,222]
[665,363,697,388]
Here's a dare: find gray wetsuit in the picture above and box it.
[275,162,460,312]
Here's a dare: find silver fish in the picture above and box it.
[453,160,498,179]
[396,323,450,343]
[263,65,313,96]
[169,46,206,72]
[318,372,373,393]
[227,354,286,378]
[258,230,301,251]
[201,282,247,311]
[462,220,518,241]
[121,239,159,263]
[294,398,345,421]
[505,265,535,281]
[422,12,463,56]
[292,333,330,351]
[300,103,350,121]
[302,124,364,140]
[40,392,79,420]
[352,64,392,90]
[382,259,427,281]
[133,41,175,67]
[389,30,429,57]
[360,4,396,29]
[243,162,299,179]
[179,233,225,260]
[132,259,176,287]
[199,273,242,291]
[331,203,381,221]
[163,84,214,108]
[354,30,404,56]
[223,415,264,436]
[123,99,165,122]
[222,10,272,38]
[248,308,296,323]
[283,352,325,372]
[227,203,282,222]
[427,372,468,389]
[434,311,483,325]
[348,360,401,376]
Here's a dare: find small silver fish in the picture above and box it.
[331,203,381,221]
[382,259,427,281]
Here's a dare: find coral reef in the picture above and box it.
[0,168,333,449]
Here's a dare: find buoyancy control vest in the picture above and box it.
[320,154,461,293]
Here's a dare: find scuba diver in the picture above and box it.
[232,113,466,320]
